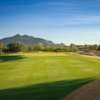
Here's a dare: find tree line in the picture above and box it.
[1,41,100,53]
[78,44,100,51]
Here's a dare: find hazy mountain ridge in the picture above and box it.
[1,34,65,46]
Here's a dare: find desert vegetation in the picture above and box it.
[1,41,100,54]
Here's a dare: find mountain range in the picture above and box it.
[0,34,65,46]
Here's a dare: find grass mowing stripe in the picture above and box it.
[45,58,74,81]
[69,54,100,77]
[0,52,100,100]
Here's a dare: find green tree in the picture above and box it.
[17,41,24,52]
[0,41,3,55]
[78,46,85,51]
[28,45,34,51]
[35,44,45,51]
[8,41,28,52]
[98,45,100,51]
[8,41,17,52]
[93,44,98,50]
[23,45,28,51]
[2,45,9,52]
[70,44,78,52]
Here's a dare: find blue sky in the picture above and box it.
[0,0,100,45]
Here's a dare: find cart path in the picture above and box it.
[62,78,100,100]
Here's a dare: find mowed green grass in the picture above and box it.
[0,52,100,100]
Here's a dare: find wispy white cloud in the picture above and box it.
[42,1,100,11]
[2,14,100,26]
[81,0,100,6]
[44,2,73,6]
[29,15,100,26]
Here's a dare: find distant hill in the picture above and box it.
[1,34,65,46]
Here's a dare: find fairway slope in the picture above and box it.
[63,78,100,100]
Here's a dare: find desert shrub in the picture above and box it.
[85,49,89,52]
[46,50,53,52]
[56,50,61,52]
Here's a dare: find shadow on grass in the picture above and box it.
[0,56,24,62]
[0,78,96,100]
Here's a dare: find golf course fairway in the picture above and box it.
[0,52,100,100]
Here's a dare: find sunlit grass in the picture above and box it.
[0,52,100,100]
[7,52,67,56]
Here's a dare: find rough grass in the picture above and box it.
[0,52,100,100]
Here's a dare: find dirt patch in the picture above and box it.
[62,78,100,100]
[71,52,100,59]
